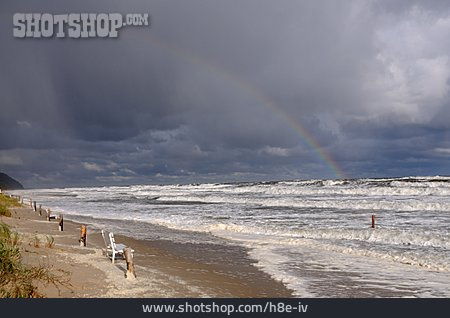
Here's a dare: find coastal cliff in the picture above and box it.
[0,172,24,190]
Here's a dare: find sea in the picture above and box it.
[11,176,450,297]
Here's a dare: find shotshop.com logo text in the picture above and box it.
[13,13,149,38]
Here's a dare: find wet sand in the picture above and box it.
[0,205,293,297]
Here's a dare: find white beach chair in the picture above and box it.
[101,230,111,253]
[102,230,134,263]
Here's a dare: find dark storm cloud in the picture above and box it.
[1,0,449,187]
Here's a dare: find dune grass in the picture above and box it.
[0,194,21,207]
[0,222,68,298]
[0,194,21,217]
[0,205,11,217]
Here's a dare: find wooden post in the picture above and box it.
[124,247,136,279]
[47,209,51,221]
[371,214,375,229]
[38,204,42,216]
[33,201,37,212]
[29,199,32,208]
[79,225,87,247]
[59,214,64,231]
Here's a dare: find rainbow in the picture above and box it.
[235,82,346,180]
[126,33,346,179]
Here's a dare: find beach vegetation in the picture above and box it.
[0,194,21,207]
[0,222,69,298]
[45,235,55,248]
[30,235,41,248]
[0,205,11,217]
[0,194,20,217]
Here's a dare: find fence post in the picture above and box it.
[124,247,136,279]
[59,214,64,231]
[79,225,87,247]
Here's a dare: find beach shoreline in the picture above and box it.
[5,178,449,298]
[0,203,293,298]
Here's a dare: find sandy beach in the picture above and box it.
[0,204,293,298]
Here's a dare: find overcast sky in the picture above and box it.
[1,0,450,188]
